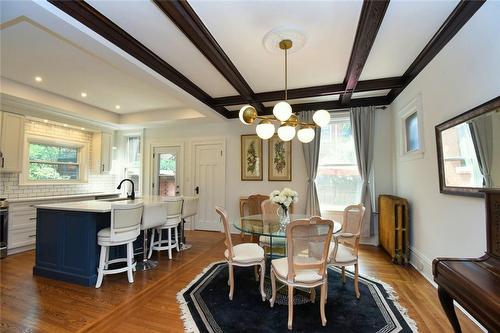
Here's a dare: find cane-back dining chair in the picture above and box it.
[328,204,366,298]
[259,199,286,251]
[270,216,334,330]
[216,206,266,301]
[239,194,269,240]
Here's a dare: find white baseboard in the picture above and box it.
[7,244,35,255]
[409,247,487,332]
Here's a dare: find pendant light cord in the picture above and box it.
[284,47,288,101]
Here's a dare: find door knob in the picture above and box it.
[195,186,199,194]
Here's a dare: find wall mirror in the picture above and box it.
[436,96,500,197]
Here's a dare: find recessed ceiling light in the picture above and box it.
[35,76,42,82]
[43,119,48,123]
[80,127,85,130]
[81,92,87,98]
[115,105,121,110]
[63,124,68,127]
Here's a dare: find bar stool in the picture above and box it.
[180,196,199,250]
[96,202,143,288]
[149,196,183,260]
[136,202,168,271]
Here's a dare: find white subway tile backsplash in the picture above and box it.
[0,120,117,199]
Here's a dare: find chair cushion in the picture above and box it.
[225,243,264,263]
[97,227,139,244]
[271,257,323,283]
[329,243,357,263]
[258,236,286,246]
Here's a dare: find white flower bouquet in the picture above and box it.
[270,188,298,209]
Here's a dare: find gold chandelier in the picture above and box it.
[239,39,331,143]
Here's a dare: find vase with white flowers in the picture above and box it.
[270,188,298,226]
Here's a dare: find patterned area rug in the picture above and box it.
[178,262,418,333]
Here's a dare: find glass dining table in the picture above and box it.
[233,214,342,259]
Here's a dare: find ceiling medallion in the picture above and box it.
[263,27,306,55]
[240,35,330,143]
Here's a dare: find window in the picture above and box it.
[125,136,141,192]
[400,94,424,158]
[316,112,361,211]
[405,112,419,152]
[22,135,88,184]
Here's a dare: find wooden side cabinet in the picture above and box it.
[0,111,25,173]
[91,132,112,174]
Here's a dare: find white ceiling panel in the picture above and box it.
[0,19,185,114]
[189,0,363,93]
[360,0,459,80]
[87,0,238,98]
[352,89,390,98]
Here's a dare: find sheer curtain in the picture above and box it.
[298,111,321,216]
[469,116,494,187]
[350,106,375,237]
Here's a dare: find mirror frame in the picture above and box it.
[435,95,500,197]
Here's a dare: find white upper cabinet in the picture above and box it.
[0,111,25,173]
[91,132,112,174]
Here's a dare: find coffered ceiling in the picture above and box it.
[0,0,487,124]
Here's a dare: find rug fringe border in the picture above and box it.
[339,265,419,332]
[177,261,419,333]
[177,261,226,333]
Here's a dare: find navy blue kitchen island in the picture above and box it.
[34,207,111,286]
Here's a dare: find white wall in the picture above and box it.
[141,114,394,231]
[391,2,500,279]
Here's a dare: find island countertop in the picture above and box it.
[34,196,168,213]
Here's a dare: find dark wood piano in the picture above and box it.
[433,189,500,332]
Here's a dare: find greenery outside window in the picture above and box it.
[21,135,88,185]
[316,112,362,212]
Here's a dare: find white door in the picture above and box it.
[152,146,182,197]
[194,143,225,231]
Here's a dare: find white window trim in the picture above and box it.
[123,131,144,195]
[20,134,89,185]
[399,94,425,161]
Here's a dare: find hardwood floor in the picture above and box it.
[0,231,481,333]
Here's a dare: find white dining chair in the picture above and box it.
[328,204,366,298]
[136,202,168,270]
[149,196,183,260]
[96,202,143,288]
[180,196,199,250]
[270,216,334,330]
[216,206,266,301]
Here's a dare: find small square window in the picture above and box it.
[405,112,420,152]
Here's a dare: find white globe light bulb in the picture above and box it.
[273,101,292,121]
[297,127,315,143]
[239,105,256,125]
[277,124,296,141]
[313,109,331,127]
[256,120,275,139]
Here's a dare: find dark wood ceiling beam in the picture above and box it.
[213,77,403,107]
[226,96,390,118]
[340,0,390,105]
[48,0,231,118]
[387,0,485,102]
[153,0,265,113]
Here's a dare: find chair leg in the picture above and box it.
[175,225,179,252]
[310,287,316,303]
[127,242,134,283]
[148,230,155,259]
[254,265,259,281]
[270,267,277,307]
[287,285,294,330]
[158,230,163,256]
[320,282,327,326]
[104,246,109,270]
[228,263,234,300]
[354,263,360,299]
[168,228,172,260]
[259,261,266,301]
[96,245,106,288]
[325,274,328,304]
[342,266,346,284]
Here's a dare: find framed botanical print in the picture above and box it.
[268,135,292,181]
[241,134,263,181]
